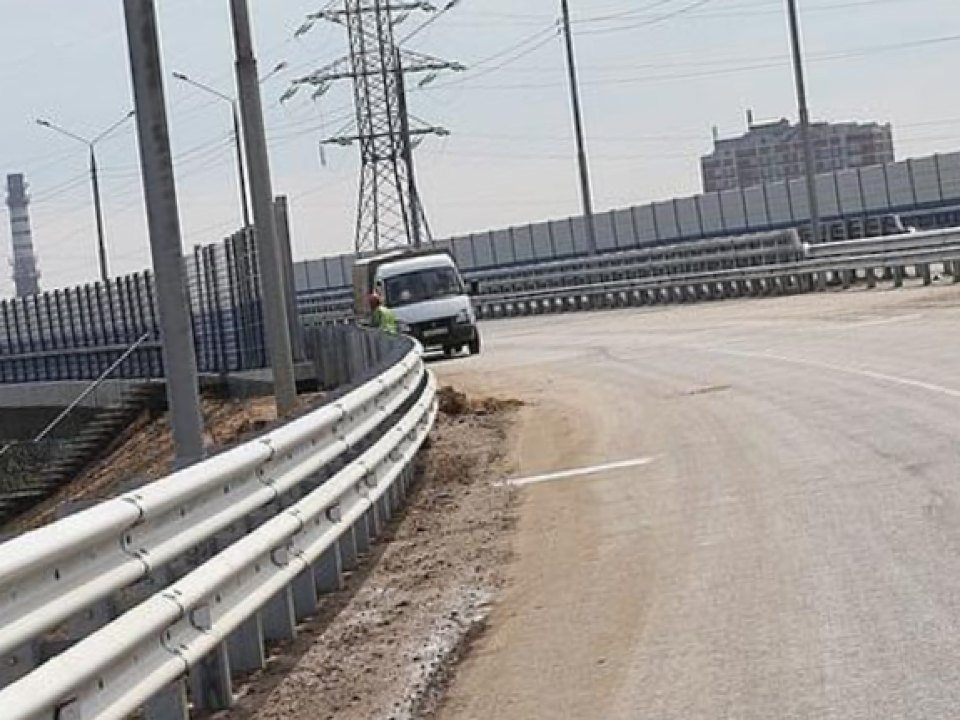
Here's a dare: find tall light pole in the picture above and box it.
[172,72,251,229]
[785,0,822,244]
[172,63,287,231]
[560,0,598,256]
[35,111,135,282]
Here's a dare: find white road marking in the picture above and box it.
[504,457,657,488]
[689,345,960,400]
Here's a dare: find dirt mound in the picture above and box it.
[438,386,523,417]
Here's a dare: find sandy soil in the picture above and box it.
[210,387,521,720]
[8,395,299,533]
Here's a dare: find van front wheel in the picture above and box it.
[468,334,482,355]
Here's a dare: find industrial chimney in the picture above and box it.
[5,174,41,298]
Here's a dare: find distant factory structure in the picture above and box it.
[701,113,896,193]
[5,174,41,298]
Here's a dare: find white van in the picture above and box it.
[354,251,481,356]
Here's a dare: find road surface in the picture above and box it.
[434,285,960,720]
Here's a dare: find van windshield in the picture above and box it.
[382,267,464,308]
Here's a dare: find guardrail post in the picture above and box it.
[143,681,190,720]
[893,266,904,288]
[952,262,960,284]
[292,567,320,621]
[816,271,827,292]
[227,613,266,674]
[841,270,851,290]
[866,267,877,289]
[339,525,360,571]
[262,586,298,644]
[189,644,234,712]
[315,543,344,594]
[921,264,933,286]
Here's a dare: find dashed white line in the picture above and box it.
[504,457,658,488]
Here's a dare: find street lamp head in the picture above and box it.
[172,71,190,81]
[35,119,51,128]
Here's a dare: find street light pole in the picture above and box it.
[35,111,134,282]
[172,71,252,228]
[560,0,598,256]
[786,0,822,244]
[89,147,109,282]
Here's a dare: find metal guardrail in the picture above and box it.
[471,240,960,319]
[0,333,437,720]
[297,230,805,325]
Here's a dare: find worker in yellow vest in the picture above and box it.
[368,293,398,335]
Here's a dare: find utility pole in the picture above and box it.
[172,72,252,229]
[231,104,252,229]
[123,0,205,466]
[230,0,297,416]
[395,49,422,249]
[786,0,822,244]
[89,148,109,281]
[36,112,133,283]
[560,0,598,256]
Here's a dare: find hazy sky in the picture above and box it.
[2,0,959,295]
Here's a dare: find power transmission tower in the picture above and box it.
[289,1,463,256]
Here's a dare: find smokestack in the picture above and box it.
[5,174,41,298]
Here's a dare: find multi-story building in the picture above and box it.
[701,115,895,193]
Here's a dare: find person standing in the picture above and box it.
[368,293,398,335]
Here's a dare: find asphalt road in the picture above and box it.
[434,285,960,720]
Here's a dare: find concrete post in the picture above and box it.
[273,196,304,363]
[230,0,297,416]
[123,0,204,466]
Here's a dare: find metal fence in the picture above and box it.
[0,230,268,384]
[293,150,960,296]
